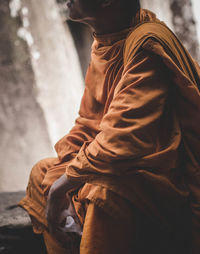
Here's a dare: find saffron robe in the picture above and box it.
[20,9,200,253]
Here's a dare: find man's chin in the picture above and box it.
[67,13,83,22]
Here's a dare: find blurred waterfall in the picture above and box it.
[0,0,83,191]
[141,0,200,61]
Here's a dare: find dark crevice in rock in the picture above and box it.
[0,226,47,254]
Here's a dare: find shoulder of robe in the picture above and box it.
[124,21,200,89]
[124,21,200,176]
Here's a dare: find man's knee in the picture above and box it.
[28,158,57,191]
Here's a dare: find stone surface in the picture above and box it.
[0,192,30,228]
[0,192,47,254]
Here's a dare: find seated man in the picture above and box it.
[20,0,200,253]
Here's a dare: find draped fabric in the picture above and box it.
[124,21,200,253]
[20,9,200,253]
[59,8,200,251]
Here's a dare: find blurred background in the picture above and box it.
[0,0,200,192]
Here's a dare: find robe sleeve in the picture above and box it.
[54,116,97,162]
[66,49,174,181]
[54,80,102,162]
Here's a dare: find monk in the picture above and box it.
[19,0,200,253]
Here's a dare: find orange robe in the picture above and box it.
[20,9,200,254]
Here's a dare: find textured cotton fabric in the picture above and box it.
[20,9,200,253]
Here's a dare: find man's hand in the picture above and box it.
[46,174,83,245]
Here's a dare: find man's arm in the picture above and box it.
[41,116,96,195]
[54,117,97,162]
[66,50,173,181]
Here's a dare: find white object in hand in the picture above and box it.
[65,215,75,228]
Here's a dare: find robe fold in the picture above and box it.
[19,9,200,253]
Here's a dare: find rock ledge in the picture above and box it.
[0,192,46,254]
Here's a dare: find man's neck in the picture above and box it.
[91,17,134,35]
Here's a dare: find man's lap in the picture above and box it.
[19,157,185,254]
